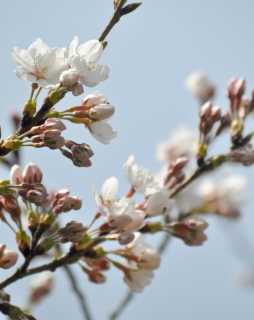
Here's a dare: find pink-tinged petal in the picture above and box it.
[10,165,23,185]
[13,70,37,83]
[124,210,146,231]
[80,65,110,87]
[11,47,34,72]
[69,36,78,60]
[77,40,103,65]
[101,177,118,201]
[89,122,117,145]
[70,55,88,75]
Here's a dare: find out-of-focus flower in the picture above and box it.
[11,38,67,88]
[156,126,198,163]
[29,272,53,303]
[199,174,247,218]
[123,155,153,194]
[185,71,215,104]
[228,144,254,167]
[124,269,154,293]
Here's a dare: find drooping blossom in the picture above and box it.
[29,272,53,303]
[11,38,67,88]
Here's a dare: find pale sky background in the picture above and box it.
[1,0,254,319]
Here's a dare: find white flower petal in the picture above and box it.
[80,65,109,87]
[101,177,119,201]
[13,70,36,83]
[89,122,117,144]
[77,40,103,65]
[11,47,34,73]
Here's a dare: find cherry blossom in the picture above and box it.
[68,37,109,87]
[123,155,153,194]
[11,38,67,88]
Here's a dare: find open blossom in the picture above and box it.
[229,144,254,166]
[68,37,109,87]
[124,269,154,293]
[92,177,136,217]
[156,126,198,163]
[11,38,67,88]
[124,155,153,194]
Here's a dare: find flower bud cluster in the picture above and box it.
[50,91,117,144]
[164,157,188,187]
[57,221,87,243]
[62,140,94,167]
[52,189,82,214]
[18,183,49,206]
[167,217,208,246]
[0,244,18,269]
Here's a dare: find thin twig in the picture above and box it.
[63,265,92,320]
[98,0,127,42]
[108,291,134,320]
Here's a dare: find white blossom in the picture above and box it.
[68,37,109,87]
[123,155,153,194]
[124,269,154,293]
[11,38,67,88]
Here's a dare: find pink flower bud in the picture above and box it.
[0,250,18,269]
[108,215,133,230]
[59,69,79,86]
[54,197,73,214]
[227,78,245,99]
[10,165,23,185]
[45,118,66,131]
[82,91,108,108]
[89,105,115,121]
[211,106,221,122]
[72,82,84,97]
[23,163,42,184]
[199,101,212,120]
[69,233,84,242]
[185,232,208,246]
[43,129,61,142]
[70,196,82,210]
[187,217,209,232]
[87,270,106,284]
[118,231,135,245]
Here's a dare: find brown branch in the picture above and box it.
[98,0,127,42]
[63,265,92,320]
[0,238,105,290]
[169,158,214,198]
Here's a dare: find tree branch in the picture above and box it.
[98,0,127,42]
[63,265,92,320]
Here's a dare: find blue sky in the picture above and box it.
[1,1,254,319]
